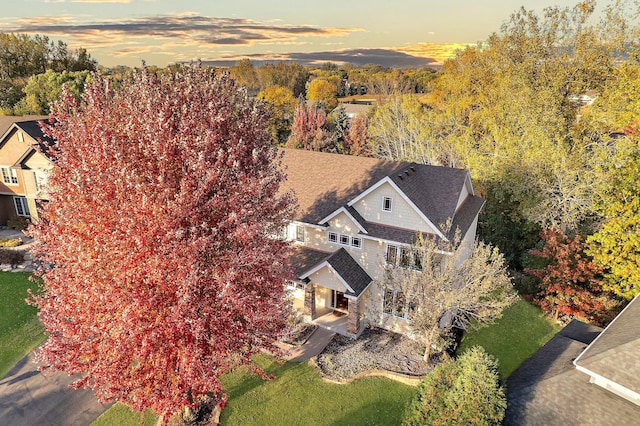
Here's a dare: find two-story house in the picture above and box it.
[279,148,485,337]
[0,117,53,225]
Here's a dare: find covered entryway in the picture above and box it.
[298,248,372,337]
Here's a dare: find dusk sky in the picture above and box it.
[3,0,586,68]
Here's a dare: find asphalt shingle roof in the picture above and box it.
[279,148,481,241]
[324,248,372,297]
[505,319,640,426]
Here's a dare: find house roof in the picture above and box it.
[0,115,48,136]
[505,319,640,425]
[290,246,372,297]
[574,294,640,395]
[335,103,373,117]
[289,246,332,278]
[279,149,476,239]
[322,248,372,297]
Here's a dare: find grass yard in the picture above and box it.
[458,298,561,378]
[0,271,45,378]
[92,355,415,426]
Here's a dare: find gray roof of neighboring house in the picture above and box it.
[505,319,640,426]
[574,295,640,395]
[279,148,480,241]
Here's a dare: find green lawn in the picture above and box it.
[92,355,415,426]
[0,271,45,378]
[458,298,560,378]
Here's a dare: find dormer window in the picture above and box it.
[295,224,305,242]
[382,196,392,212]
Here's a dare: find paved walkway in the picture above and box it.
[0,352,108,426]
[284,326,336,362]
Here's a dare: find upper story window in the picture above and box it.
[386,244,422,270]
[382,196,392,212]
[295,224,305,242]
[17,132,24,143]
[327,231,362,250]
[33,170,49,192]
[1,167,18,185]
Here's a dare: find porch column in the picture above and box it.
[304,284,316,319]
[347,297,360,335]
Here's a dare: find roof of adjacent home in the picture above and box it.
[505,313,640,425]
[574,294,640,395]
[279,148,483,240]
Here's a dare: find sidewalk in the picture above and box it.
[0,352,108,426]
[284,326,336,362]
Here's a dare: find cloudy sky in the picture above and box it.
[3,0,584,68]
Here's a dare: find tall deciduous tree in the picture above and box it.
[306,78,338,111]
[286,101,333,151]
[382,231,513,361]
[525,229,618,324]
[28,67,295,422]
[257,84,297,145]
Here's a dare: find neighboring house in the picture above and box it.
[0,117,52,225]
[279,148,484,337]
[505,294,640,425]
[334,103,373,119]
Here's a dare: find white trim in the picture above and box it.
[319,207,367,234]
[290,220,327,230]
[574,293,640,367]
[360,233,453,255]
[347,176,447,240]
[299,261,355,294]
[382,196,392,212]
[575,365,640,405]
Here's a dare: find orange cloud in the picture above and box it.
[395,42,472,65]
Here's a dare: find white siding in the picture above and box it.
[352,182,436,233]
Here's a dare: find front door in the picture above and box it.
[331,290,348,312]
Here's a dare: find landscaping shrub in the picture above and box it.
[7,216,29,231]
[403,346,506,426]
[0,238,22,248]
[0,249,25,265]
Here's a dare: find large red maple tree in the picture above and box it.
[28,67,295,421]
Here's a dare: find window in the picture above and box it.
[13,197,29,217]
[386,245,398,265]
[1,168,18,185]
[327,232,362,249]
[382,196,392,212]
[17,132,24,143]
[295,224,305,242]
[386,245,422,270]
[33,171,49,192]
[383,289,411,319]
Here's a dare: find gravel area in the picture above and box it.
[316,327,431,381]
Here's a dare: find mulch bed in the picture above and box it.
[316,327,431,381]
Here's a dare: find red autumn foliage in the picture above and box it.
[525,228,617,324]
[28,67,295,421]
[285,102,332,151]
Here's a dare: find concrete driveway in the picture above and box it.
[0,352,108,426]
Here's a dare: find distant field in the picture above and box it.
[0,272,45,378]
